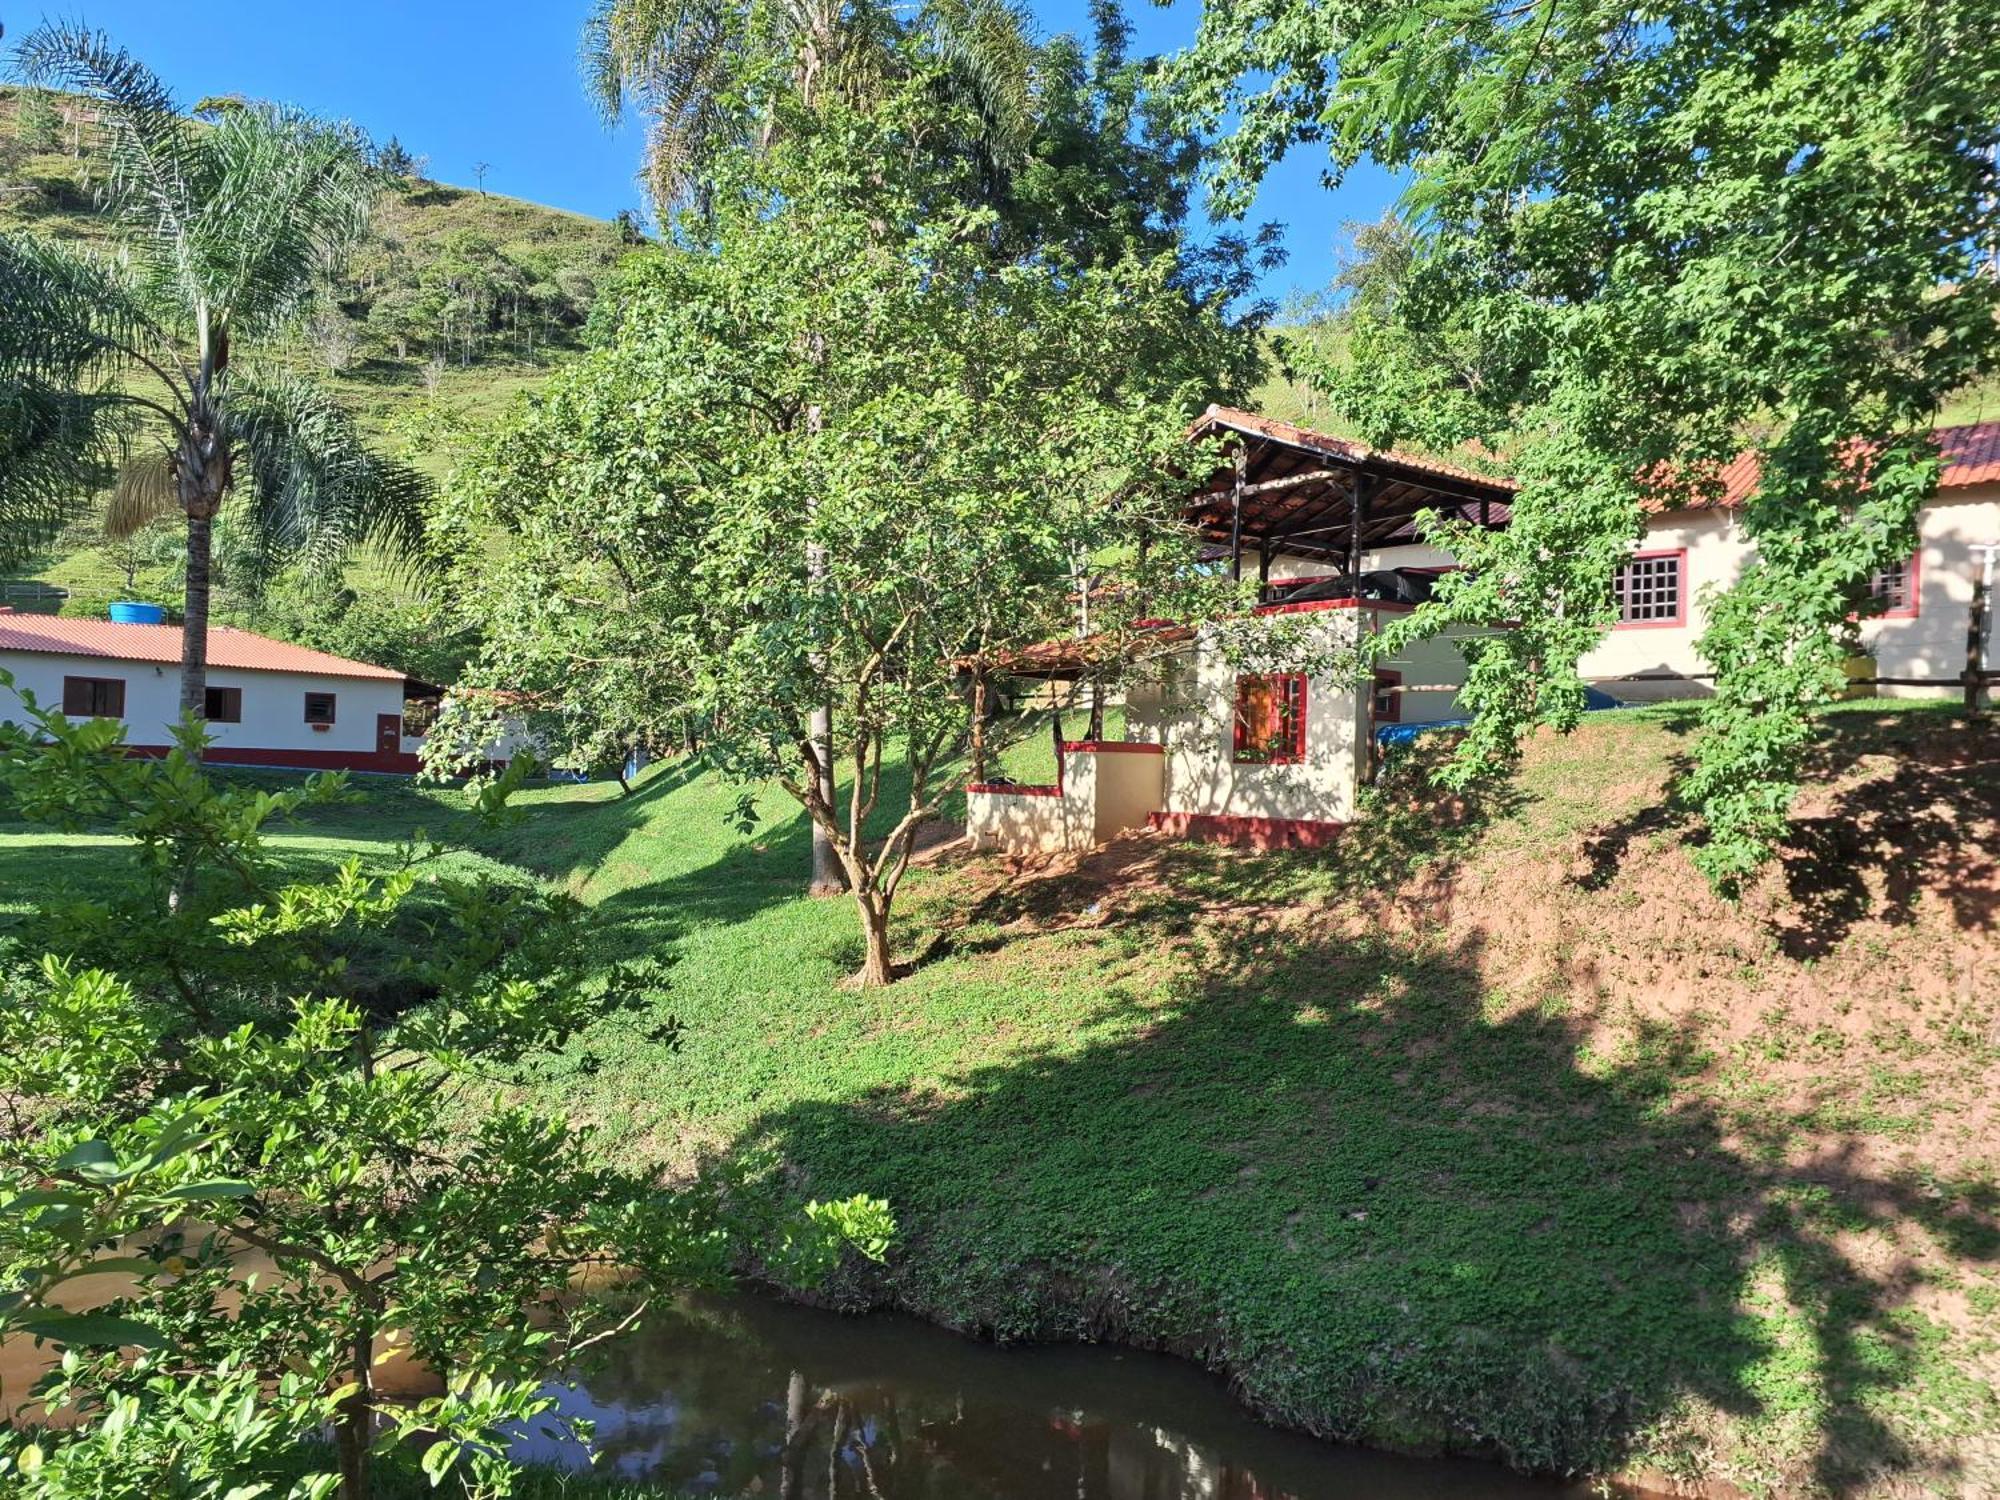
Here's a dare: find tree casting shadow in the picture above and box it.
[729,887,1996,1492]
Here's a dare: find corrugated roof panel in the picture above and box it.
[0,616,405,681]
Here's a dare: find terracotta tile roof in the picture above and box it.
[1935,420,2000,488]
[0,614,405,681]
[1689,420,2000,510]
[1199,404,2000,511]
[1190,405,1518,493]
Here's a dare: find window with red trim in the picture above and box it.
[1372,669,1402,724]
[1613,552,1684,626]
[304,692,338,725]
[1232,673,1306,763]
[1866,551,1919,619]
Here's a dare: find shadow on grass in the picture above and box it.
[1568,705,1998,957]
[729,866,1997,1491]
[586,752,946,964]
[1772,712,2000,959]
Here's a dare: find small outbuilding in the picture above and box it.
[0,610,424,773]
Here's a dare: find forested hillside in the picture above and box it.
[0,83,637,665]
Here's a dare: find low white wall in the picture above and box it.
[1065,744,1165,841]
[966,786,1077,854]
[0,649,404,756]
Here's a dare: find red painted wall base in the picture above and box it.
[1147,810,1345,850]
[123,743,423,775]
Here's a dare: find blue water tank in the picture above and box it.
[108,601,167,625]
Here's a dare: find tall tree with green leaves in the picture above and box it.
[1174,0,2000,890]
[0,24,430,722]
[586,0,1046,895]
[432,86,1244,985]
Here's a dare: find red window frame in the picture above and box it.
[203,685,242,723]
[303,691,338,726]
[1232,673,1307,764]
[1372,669,1402,724]
[1612,549,1687,629]
[1866,549,1920,620]
[61,676,125,718]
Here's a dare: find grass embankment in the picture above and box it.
[2,702,1995,1496]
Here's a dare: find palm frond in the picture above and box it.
[105,452,180,539]
[0,232,179,398]
[0,383,133,566]
[585,0,748,210]
[225,369,435,587]
[11,23,376,343]
[185,103,376,334]
[10,22,207,292]
[920,0,1039,172]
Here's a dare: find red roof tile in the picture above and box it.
[1938,420,2000,488]
[1689,420,2000,510]
[0,615,405,680]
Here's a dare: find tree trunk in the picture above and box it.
[333,1317,373,1500]
[969,671,989,783]
[854,887,894,987]
[808,701,844,896]
[179,509,213,728]
[803,367,844,898]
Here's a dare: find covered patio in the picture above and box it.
[1185,406,1516,603]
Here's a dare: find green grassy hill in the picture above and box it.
[8,701,1992,1495]
[0,85,635,632]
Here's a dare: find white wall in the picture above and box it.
[0,650,405,756]
[1862,491,2000,693]
[1574,509,1747,700]
[1256,488,2000,704]
[1126,609,1374,825]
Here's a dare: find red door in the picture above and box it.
[376,713,403,758]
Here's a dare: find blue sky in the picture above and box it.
[7,0,1401,304]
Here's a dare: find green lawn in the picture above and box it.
[2,701,1996,1495]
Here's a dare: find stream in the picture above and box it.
[510,1293,1597,1499]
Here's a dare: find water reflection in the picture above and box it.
[512,1294,1589,1499]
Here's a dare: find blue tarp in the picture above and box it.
[1375,687,1623,746]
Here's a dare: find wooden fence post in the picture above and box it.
[1968,545,1994,715]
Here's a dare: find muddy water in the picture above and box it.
[512,1294,1594,1499]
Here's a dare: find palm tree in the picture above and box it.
[0,23,429,723]
[582,0,1035,213]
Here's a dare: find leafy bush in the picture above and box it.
[0,685,890,1499]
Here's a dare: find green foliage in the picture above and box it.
[436,85,1252,983]
[221,569,478,687]
[1174,0,2000,891]
[0,693,890,1499]
[0,702,1990,1491]
[0,24,435,717]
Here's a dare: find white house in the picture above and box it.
[0,611,424,773]
[965,407,1998,855]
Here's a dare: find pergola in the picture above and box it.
[1186,406,1517,591]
